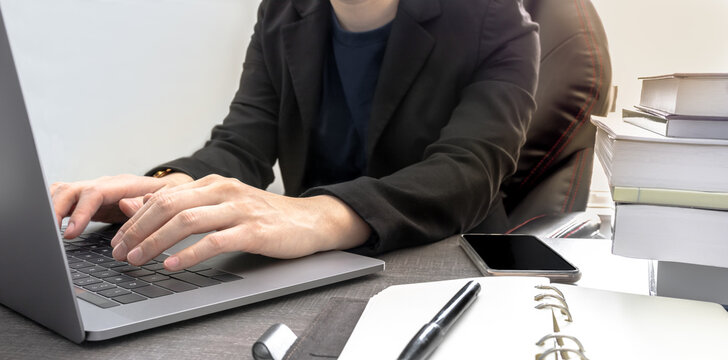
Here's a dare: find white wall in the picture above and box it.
[1,0,262,184]
[4,0,726,196]
[591,0,728,110]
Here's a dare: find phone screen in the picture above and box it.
[462,234,576,271]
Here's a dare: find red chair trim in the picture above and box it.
[520,0,605,189]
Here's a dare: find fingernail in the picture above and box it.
[127,247,142,264]
[112,242,128,260]
[165,256,180,270]
[64,222,75,238]
[110,231,122,247]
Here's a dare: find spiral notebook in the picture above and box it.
[339,277,728,359]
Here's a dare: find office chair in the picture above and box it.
[499,0,612,237]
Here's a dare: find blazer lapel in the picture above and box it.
[367,0,441,160]
[282,0,330,191]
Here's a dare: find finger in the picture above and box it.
[64,189,104,239]
[51,183,80,228]
[111,186,224,261]
[164,227,243,271]
[118,196,145,218]
[124,204,237,266]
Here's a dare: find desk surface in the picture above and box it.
[0,237,647,359]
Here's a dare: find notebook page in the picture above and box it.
[553,284,728,359]
[339,277,552,359]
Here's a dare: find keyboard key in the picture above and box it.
[153,254,169,262]
[125,269,155,278]
[84,282,116,292]
[142,263,165,271]
[211,273,244,283]
[92,248,114,257]
[71,272,89,280]
[71,241,95,247]
[64,245,81,252]
[93,270,121,279]
[100,261,127,268]
[157,268,185,276]
[155,279,198,293]
[196,269,242,282]
[113,265,141,273]
[117,280,149,289]
[139,274,170,283]
[84,244,107,251]
[73,277,102,286]
[75,252,103,261]
[171,272,221,287]
[99,288,131,298]
[66,256,83,264]
[134,285,173,298]
[106,275,135,284]
[87,256,115,264]
[78,266,107,274]
[75,287,119,309]
[69,261,94,269]
[114,293,147,304]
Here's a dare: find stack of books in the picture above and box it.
[592,73,728,305]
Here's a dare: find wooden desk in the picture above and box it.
[0,237,647,359]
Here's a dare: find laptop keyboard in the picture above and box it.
[63,225,242,309]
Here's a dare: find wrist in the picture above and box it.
[311,195,371,251]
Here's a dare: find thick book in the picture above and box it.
[612,186,728,210]
[622,108,728,140]
[338,277,728,359]
[612,203,728,268]
[656,261,728,306]
[592,114,728,192]
[639,73,728,117]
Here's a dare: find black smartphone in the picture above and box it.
[459,233,581,283]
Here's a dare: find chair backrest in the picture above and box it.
[501,0,612,227]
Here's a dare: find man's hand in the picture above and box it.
[51,173,194,239]
[108,174,371,270]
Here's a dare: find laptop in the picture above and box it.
[0,6,384,343]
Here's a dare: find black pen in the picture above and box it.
[397,280,481,360]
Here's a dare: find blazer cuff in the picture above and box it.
[145,157,229,180]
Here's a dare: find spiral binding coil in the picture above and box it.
[534,285,589,360]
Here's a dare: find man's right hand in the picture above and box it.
[50,173,194,239]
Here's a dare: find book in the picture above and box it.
[622,108,728,140]
[592,114,728,192]
[612,186,728,210]
[639,73,728,117]
[338,277,728,359]
[612,203,728,268]
[656,261,728,306]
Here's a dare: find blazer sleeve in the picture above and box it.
[303,0,540,255]
[148,1,278,189]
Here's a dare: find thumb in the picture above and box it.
[119,196,144,218]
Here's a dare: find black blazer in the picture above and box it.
[154,0,539,255]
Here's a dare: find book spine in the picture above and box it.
[612,186,728,210]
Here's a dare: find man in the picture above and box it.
[51,0,539,271]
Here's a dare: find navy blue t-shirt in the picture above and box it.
[305,15,392,188]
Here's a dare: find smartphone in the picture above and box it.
[459,233,581,283]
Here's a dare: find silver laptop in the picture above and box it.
[0,6,384,343]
